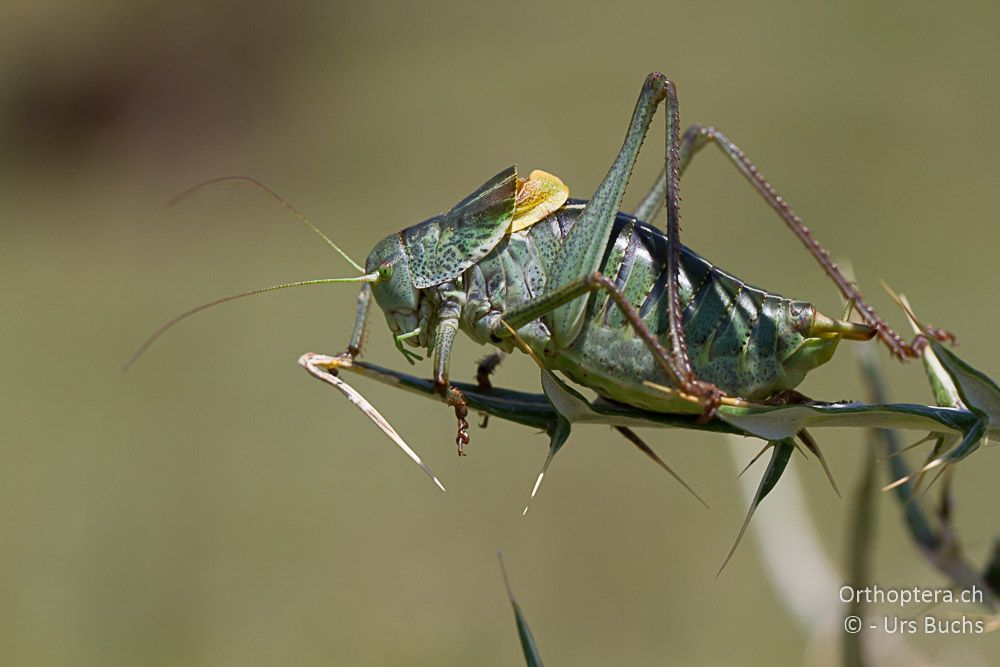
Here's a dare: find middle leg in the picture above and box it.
[497,271,723,412]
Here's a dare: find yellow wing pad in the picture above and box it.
[510,169,569,233]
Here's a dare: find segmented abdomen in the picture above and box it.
[592,203,808,395]
[463,201,812,402]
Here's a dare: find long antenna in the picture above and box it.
[126,176,379,371]
[169,176,366,274]
[124,274,378,372]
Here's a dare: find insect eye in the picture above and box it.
[378,262,393,282]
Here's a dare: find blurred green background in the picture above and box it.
[3,1,999,664]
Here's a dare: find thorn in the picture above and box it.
[737,443,772,479]
[792,440,810,460]
[497,550,518,607]
[882,475,912,492]
[798,430,840,499]
[919,464,950,499]
[523,471,545,516]
[299,353,446,492]
[886,433,938,458]
[918,457,946,475]
[882,457,945,493]
[720,441,792,577]
[614,426,708,508]
[718,505,755,578]
[880,281,927,334]
[522,447,557,516]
